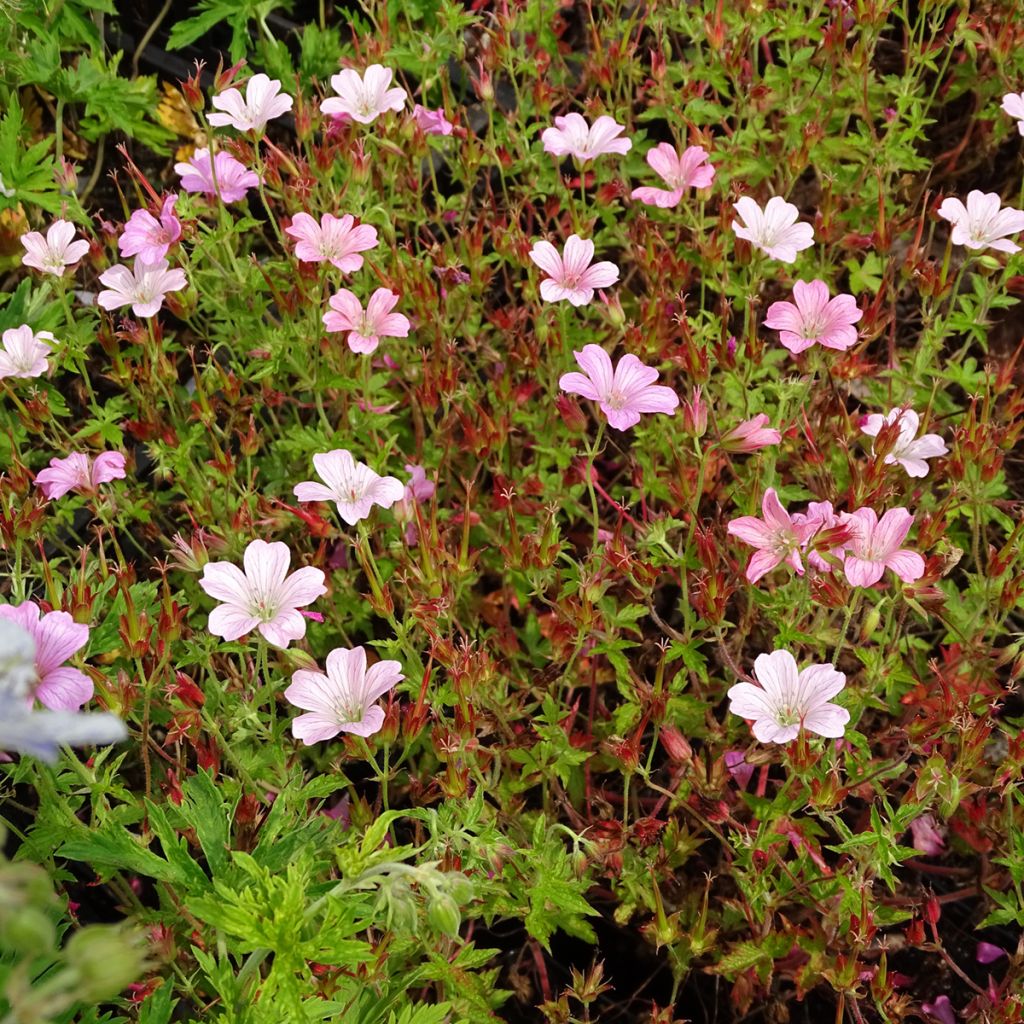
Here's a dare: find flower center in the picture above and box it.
[774,703,801,727]
[605,389,627,410]
[43,251,65,271]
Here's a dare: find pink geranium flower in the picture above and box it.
[921,996,956,1024]
[322,288,409,353]
[937,190,1024,253]
[731,196,815,263]
[0,325,53,380]
[0,601,92,711]
[630,144,715,208]
[763,280,863,353]
[529,235,619,306]
[719,414,781,453]
[20,219,90,276]
[1002,92,1024,136]
[558,344,679,430]
[293,449,405,525]
[198,539,327,648]
[839,507,925,587]
[861,408,948,477]
[727,650,849,744]
[320,64,407,123]
[208,73,293,133]
[284,213,378,271]
[412,104,454,136]
[97,259,187,318]
[118,195,182,264]
[726,488,815,584]
[285,645,403,743]
[174,148,260,203]
[541,113,631,161]
[35,452,126,500]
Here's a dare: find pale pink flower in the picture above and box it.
[208,73,293,133]
[293,449,405,525]
[529,234,619,306]
[320,65,407,123]
[20,219,90,276]
[541,113,631,161]
[412,104,454,136]
[861,408,948,478]
[727,650,849,744]
[731,196,815,263]
[97,259,186,318]
[909,814,946,856]
[198,539,327,648]
[937,190,1024,253]
[118,195,182,263]
[174,148,260,203]
[284,213,378,271]
[1002,92,1024,136]
[726,488,815,584]
[0,325,54,380]
[35,451,126,500]
[285,645,403,743]
[322,288,409,354]
[0,601,92,711]
[558,344,679,431]
[763,280,863,353]
[839,507,925,587]
[719,414,781,453]
[630,144,715,208]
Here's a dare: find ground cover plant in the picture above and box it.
[1,0,1024,1020]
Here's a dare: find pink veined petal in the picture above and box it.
[328,646,366,703]
[312,449,354,497]
[753,718,801,744]
[792,280,830,321]
[541,125,574,156]
[368,476,406,508]
[630,185,684,208]
[646,143,680,183]
[276,566,327,610]
[753,650,800,704]
[895,457,931,478]
[679,146,715,188]
[258,608,307,648]
[364,286,396,315]
[746,548,783,583]
[360,659,404,705]
[326,288,363,328]
[347,331,378,354]
[731,196,764,239]
[861,414,885,438]
[801,703,850,738]
[284,670,333,713]
[33,610,89,675]
[626,383,680,415]
[905,434,948,459]
[843,555,885,588]
[208,603,261,641]
[886,549,925,583]
[796,663,847,707]
[612,354,660,395]
[726,516,774,547]
[561,235,596,279]
[601,403,642,431]
[377,313,410,338]
[291,712,343,744]
[579,260,620,289]
[91,452,126,485]
[761,488,792,529]
[762,299,804,334]
[242,540,292,602]
[726,681,776,721]
[539,280,573,304]
[35,667,94,711]
[558,370,601,401]
[198,560,251,603]
[565,285,596,307]
[294,481,338,503]
[873,508,914,555]
[338,704,386,737]
[572,345,614,399]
